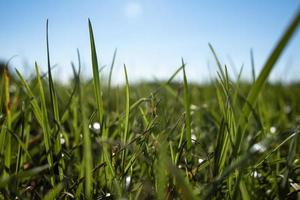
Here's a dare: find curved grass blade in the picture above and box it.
[236,9,300,151]
[244,9,300,118]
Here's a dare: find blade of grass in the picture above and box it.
[108,48,117,98]
[236,9,300,152]
[182,59,192,150]
[4,68,11,177]
[15,102,27,180]
[88,19,104,124]
[35,63,55,186]
[46,20,64,181]
[79,69,93,200]
[123,65,130,145]
[122,65,130,174]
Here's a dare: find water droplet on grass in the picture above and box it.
[251,143,266,153]
[191,134,197,143]
[198,158,204,164]
[190,104,198,110]
[89,122,101,133]
[60,138,65,145]
[125,176,131,189]
[251,171,261,178]
[93,122,100,130]
[270,126,277,134]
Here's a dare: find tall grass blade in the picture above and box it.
[123,65,130,145]
[35,63,55,185]
[182,59,192,149]
[4,68,11,176]
[79,72,93,199]
[244,9,300,118]
[88,19,104,124]
[237,9,300,150]
[122,65,130,174]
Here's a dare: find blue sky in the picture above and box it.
[0,1,299,84]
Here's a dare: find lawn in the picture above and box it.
[0,10,300,200]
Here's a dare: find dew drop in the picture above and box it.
[93,122,101,130]
[190,104,198,110]
[251,143,266,153]
[89,122,101,133]
[198,158,204,164]
[191,134,197,143]
[270,126,277,134]
[60,138,65,145]
[251,171,261,178]
[125,176,131,189]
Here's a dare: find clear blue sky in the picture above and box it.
[0,1,299,84]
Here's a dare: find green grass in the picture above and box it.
[0,9,300,199]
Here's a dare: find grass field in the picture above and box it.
[0,10,300,200]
